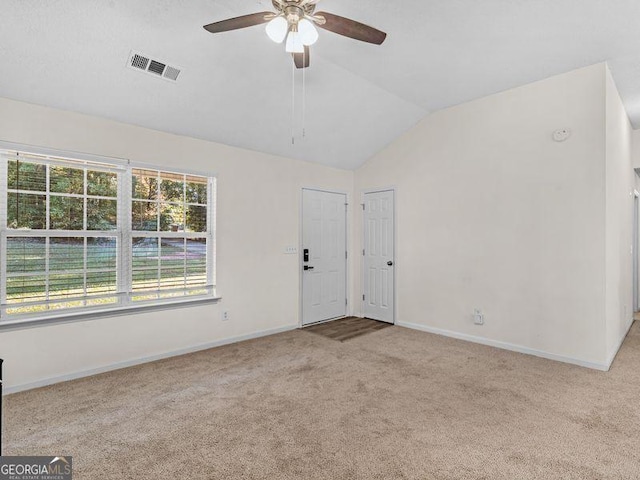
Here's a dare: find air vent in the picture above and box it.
[148,60,166,76]
[131,54,150,70]
[127,51,182,83]
[163,66,181,81]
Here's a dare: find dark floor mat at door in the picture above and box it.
[303,316,391,342]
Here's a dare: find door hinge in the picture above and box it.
[362,249,365,256]
[345,298,348,306]
[362,294,365,301]
[361,203,365,210]
[345,251,348,259]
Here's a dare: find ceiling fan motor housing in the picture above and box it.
[284,5,305,25]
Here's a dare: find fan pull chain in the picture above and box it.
[302,49,306,139]
[291,57,296,145]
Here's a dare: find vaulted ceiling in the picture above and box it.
[1,0,640,169]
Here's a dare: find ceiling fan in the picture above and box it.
[203,0,387,69]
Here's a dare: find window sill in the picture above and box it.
[0,295,222,332]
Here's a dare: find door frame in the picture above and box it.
[299,187,350,327]
[361,187,397,325]
[634,189,639,312]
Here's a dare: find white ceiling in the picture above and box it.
[1,0,640,170]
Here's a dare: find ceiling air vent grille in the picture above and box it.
[131,54,150,70]
[127,51,181,83]
[148,60,166,76]
[163,66,181,81]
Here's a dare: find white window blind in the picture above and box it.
[0,149,216,323]
[128,168,214,302]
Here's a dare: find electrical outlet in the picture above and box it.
[284,246,298,254]
[222,311,230,321]
[473,309,484,325]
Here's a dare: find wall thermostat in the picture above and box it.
[552,128,572,142]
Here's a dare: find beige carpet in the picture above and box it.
[4,322,640,479]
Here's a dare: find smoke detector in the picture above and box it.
[552,128,572,142]
[127,51,182,82]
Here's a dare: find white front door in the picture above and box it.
[363,190,395,323]
[302,189,347,325]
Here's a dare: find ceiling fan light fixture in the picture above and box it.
[285,30,305,53]
[298,18,319,45]
[203,3,388,70]
[266,16,288,43]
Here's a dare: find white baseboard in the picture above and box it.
[396,321,610,371]
[8,319,630,395]
[3,324,298,395]
[605,318,635,369]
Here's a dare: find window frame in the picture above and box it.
[0,143,219,329]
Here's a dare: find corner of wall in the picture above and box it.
[604,64,634,364]
[355,63,613,368]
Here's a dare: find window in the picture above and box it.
[0,148,216,324]
[129,169,211,301]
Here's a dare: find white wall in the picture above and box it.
[355,64,611,367]
[632,130,640,169]
[2,62,635,391]
[0,97,354,391]
[631,131,640,309]
[605,66,634,362]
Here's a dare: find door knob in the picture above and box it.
[304,265,315,271]
[387,261,394,266]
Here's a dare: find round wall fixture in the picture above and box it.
[552,128,572,142]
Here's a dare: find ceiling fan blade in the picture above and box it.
[203,12,273,34]
[314,11,387,45]
[292,46,310,69]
